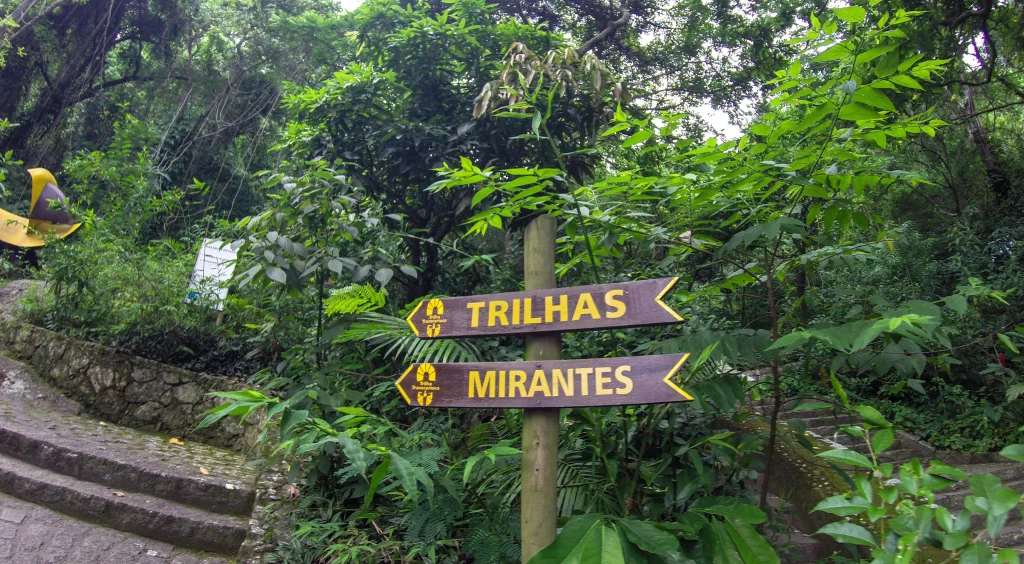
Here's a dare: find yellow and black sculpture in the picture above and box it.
[0,168,81,248]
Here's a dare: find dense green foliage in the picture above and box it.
[4,0,1024,561]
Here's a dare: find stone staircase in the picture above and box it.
[0,323,261,562]
[777,405,1024,552]
[0,279,279,562]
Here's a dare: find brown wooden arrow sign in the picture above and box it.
[405,277,683,339]
[395,353,692,408]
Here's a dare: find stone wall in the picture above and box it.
[0,319,262,452]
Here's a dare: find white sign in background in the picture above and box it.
[186,239,237,311]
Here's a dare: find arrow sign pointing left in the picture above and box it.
[395,354,692,409]
[406,277,683,339]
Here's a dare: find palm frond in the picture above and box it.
[337,312,481,364]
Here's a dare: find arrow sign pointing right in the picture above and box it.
[406,277,684,339]
[395,353,692,409]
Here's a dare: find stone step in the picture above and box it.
[0,400,256,516]
[935,478,1024,516]
[943,463,1024,491]
[780,407,843,421]
[877,448,920,465]
[0,453,248,555]
[797,414,858,429]
[990,520,1024,548]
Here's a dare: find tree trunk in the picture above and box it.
[963,85,1010,198]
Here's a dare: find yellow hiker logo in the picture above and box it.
[426,299,444,316]
[413,363,439,406]
[426,323,441,337]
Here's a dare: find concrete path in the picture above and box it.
[0,491,227,563]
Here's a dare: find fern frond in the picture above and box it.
[324,284,387,316]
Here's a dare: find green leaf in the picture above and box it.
[750,123,772,137]
[872,428,895,453]
[839,103,883,121]
[280,408,308,439]
[337,433,367,477]
[616,518,680,554]
[855,405,890,428]
[601,123,630,137]
[793,401,835,412]
[813,495,872,516]
[817,449,874,469]
[390,452,419,501]
[830,372,851,409]
[997,333,1019,354]
[960,542,996,564]
[943,294,968,315]
[700,503,766,525]
[529,515,603,564]
[991,487,1021,516]
[996,548,1020,564]
[1000,444,1024,463]
[766,331,809,350]
[622,130,652,148]
[266,266,288,284]
[891,75,924,90]
[853,86,896,112]
[813,43,852,63]
[360,457,390,510]
[815,522,877,547]
[724,518,780,564]
[833,6,867,23]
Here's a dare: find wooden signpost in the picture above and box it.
[395,354,693,409]
[405,277,683,339]
[397,215,691,563]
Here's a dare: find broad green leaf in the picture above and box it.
[833,6,867,23]
[960,542,996,564]
[813,43,852,63]
[813,495,871,516]
[471,186,495,207]
[617,518,680,554]
[601,122,630,137]
[1000,444,1024,463]
[854,405,890,428]
[390,452,419,500]
[997,548,1020,564]
[839,103,883,121]
[872,428,895,453]
[997,333,1019,354]
[793,401,835,412]
[529,515,603,564]
[724,518,780,564]
[815,522,877,547]
[853,86,896,112]
[700,503,766,524]
[891,75,924,90]
[361,457,390,510]
[766,331,809,350]
[266,266,288,284]
[337,433,367,477]
[622,130,652,148]
[817,449,874,469]
[280,408,308,439]
[991,487,1021,516]
[943,294,968,315]
[750,123,772,137]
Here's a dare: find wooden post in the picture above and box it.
[520,215,561,562]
